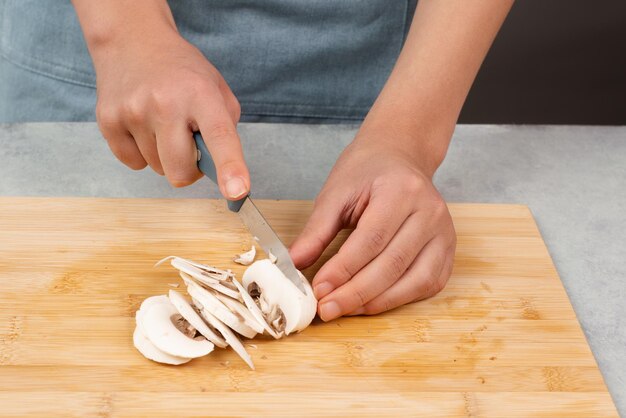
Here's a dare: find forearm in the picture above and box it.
[71,0,178,61]
[361,0,514,175]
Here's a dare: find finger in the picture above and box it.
[155,121,203,187]
[103,131,147,171]
[289,192,345,272]
[317,213,431,321]
[97,112,147,170]
[349,238,454,316]
[311,193,414,300]
[194,100,249,200]
[129,127,164,175]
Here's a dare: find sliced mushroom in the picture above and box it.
[212,291,266,334]
[198,308,254,370]
[186,279,257,339]
[180,270,241,300]
[140,296,214,358]
[230,277,280,339]
[242,260,316,335]
[168,289,227,348]
[133,325,191,365]
[135,256,318,368]
[233,246,256,266]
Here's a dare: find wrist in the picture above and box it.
[73,1,178,60]
[356,112,454,178]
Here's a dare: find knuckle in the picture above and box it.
[206,123,236,143]
[364,228,388,253]
[194,79,219,98]
[335,260,354,283]
[432,197,448,216]
[364,300,389,316]
[401,174,425,196]
[168,175,195,188]
[353,287,370,307]
[108,141,145,170]
[124,98,146,124]
[151,91,179,117]
[96,106,119,134]
[422,275,445,300]
[384,249,411,279]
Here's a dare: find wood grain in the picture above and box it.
[0,198,617,417]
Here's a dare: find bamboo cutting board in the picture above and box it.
[0,197,617,417]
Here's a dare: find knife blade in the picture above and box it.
[193,132,307,295]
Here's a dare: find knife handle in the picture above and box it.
[193,132,246,213]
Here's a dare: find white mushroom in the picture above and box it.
[242,260,316,335]
[134,256,318,368]
[233,246,256,266]
[230,277,280,339]
[180,270,241,300]
[140,296,214,358]
[133,325,191,365]
[168,289,227,348]
[212,291,266,334]
[186,279,257,339]
[267,250,277,264]
[198,308,255,370]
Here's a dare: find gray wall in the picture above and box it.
[460,1,626,125]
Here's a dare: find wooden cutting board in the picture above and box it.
[0,197,617,417]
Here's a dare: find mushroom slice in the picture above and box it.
[267,251,277,264]
[230,277,279,339]
[138,294,170,316]
[233,246,256,266]
[168,289,227,348]
[140,297,214,358]
[186,279,257,339]
[212,291,265,334]
[198,308,254,370]
[242,260,317,336]
[159,256,230,284]
[180,271,241,300]
[133,325,191,365]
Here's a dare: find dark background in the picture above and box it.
[459,1,626,125]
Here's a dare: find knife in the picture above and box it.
[193,132,307,295]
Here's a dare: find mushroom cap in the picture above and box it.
[140,297,214,358]
[242,260,317,335]
[133,325,191,365]
[168,289,227,348]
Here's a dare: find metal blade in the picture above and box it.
[237,197,307,294]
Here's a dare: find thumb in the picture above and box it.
[195,104,250,200]
[289,194,344,270]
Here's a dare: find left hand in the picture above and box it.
[289,134,456,321]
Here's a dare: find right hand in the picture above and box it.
[93,29,249,198]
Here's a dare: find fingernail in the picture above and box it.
[313,282,334,299]
[225,177,247,199]
[319,301,341,321]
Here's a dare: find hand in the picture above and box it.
[289,135,456,321]
[93,29,249,197]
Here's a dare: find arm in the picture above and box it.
[290,0,514,321]
[72,0,250,198]
[363,0,515,175]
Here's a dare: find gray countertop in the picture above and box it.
[1,122,625,412]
